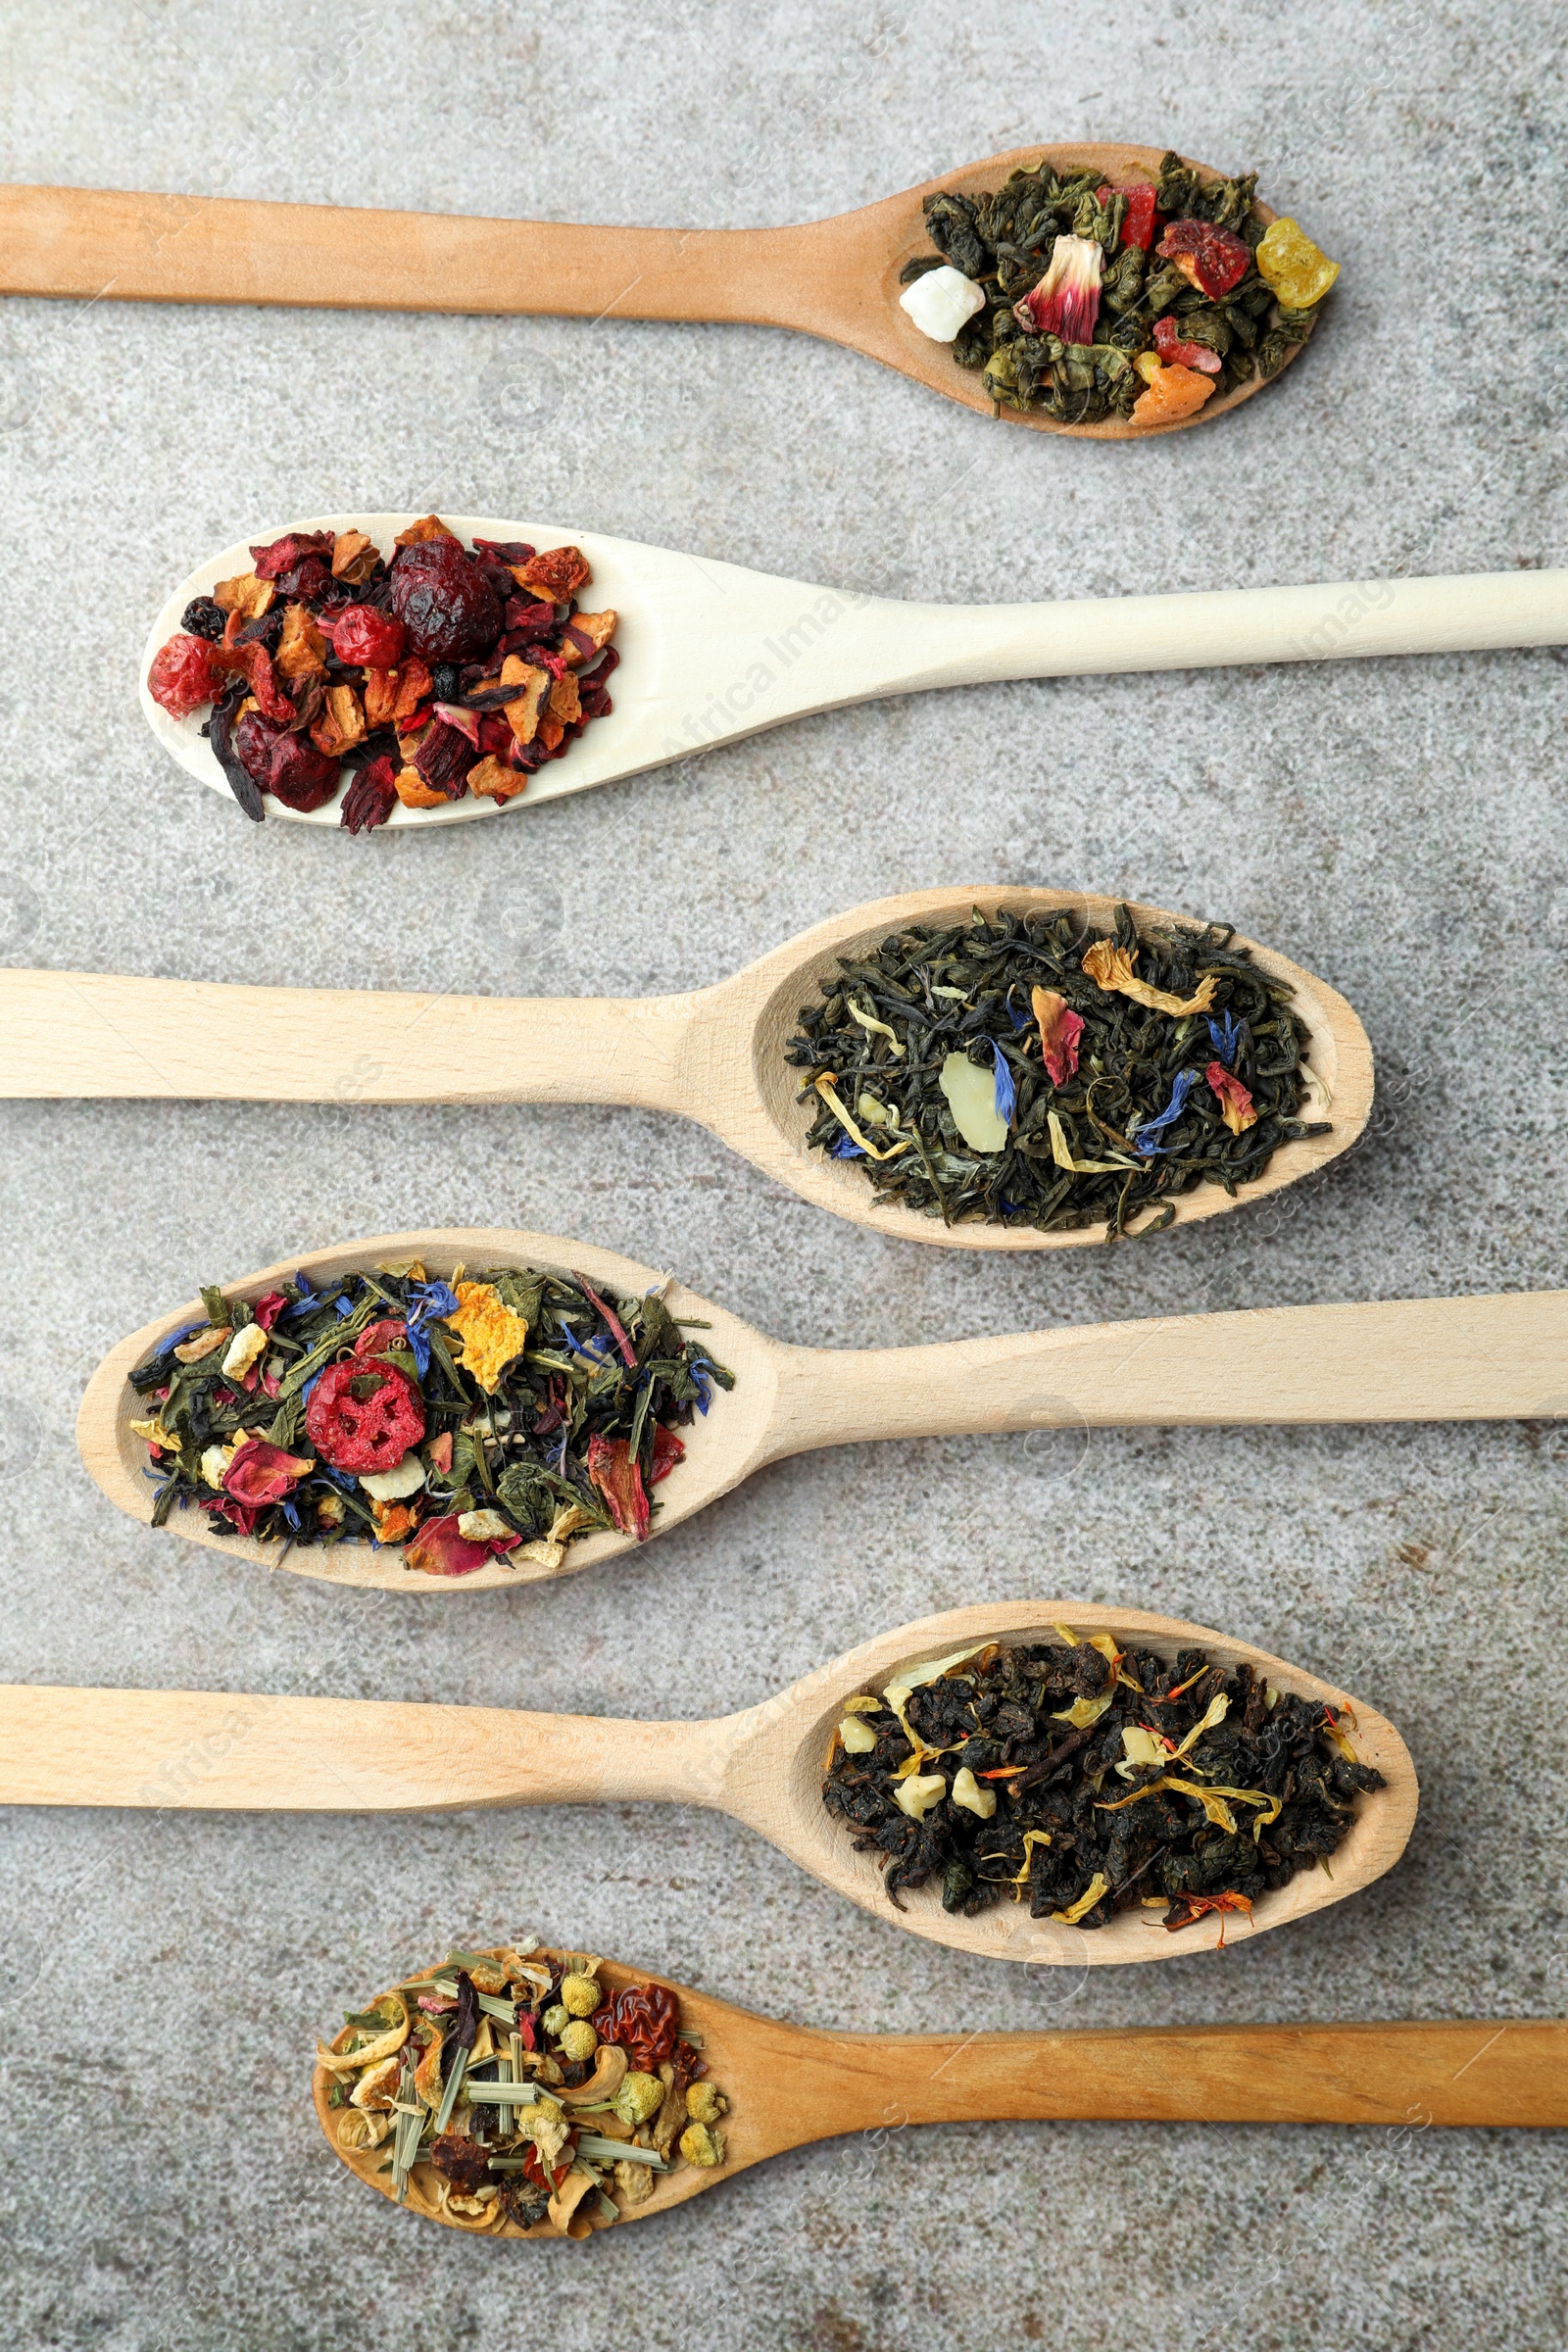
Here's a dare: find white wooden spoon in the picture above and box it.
[0,884,1370,1251]
[0,1602,1416,1967]
[76,1226,1568,1595]
[140,513,1568,825]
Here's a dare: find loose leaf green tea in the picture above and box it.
[898,151,1338,427]
[125,1258,733,1574]
[822,1629,1386,1934]
[784,904,1328,1235]
[319,1942,726,2236]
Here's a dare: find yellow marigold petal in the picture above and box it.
[440,1281,530,1394]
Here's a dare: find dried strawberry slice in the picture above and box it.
[1155,219,1251,298]
[305,1357,425,1471]
[1152,315,1223,373]
[148,632,224,719]
[353,1316,409,1358]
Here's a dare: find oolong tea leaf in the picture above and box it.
[822,1632,1386,1932]
[783,904,1329,1235]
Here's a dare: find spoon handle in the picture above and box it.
[0,969,699,1109]
[0,184,834,327]
[773,1291,1568,1446]
[0,1686,718,1811]
[771,2019,1567,2133]
[879,569,1568,685]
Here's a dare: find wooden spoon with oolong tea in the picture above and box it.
[140,513,1568,826]
[0,1603,1417,1967]
[3,147,1322,437]
[76,1228,1568,1594]
[315,1947,1568,2238]
[316,1945,1568,2243]
[5,885,1375,1249]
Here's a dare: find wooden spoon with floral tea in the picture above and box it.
[74,1227,1568,1594]
[139,513,1568,827]
[0,1602,1416,1968]
[4,147,1311,440]
[315,1939,1567,2242]
[4,885,1374,1252]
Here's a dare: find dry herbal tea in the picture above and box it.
[146,515,619,829]
[125,1259,732,1575]
[822,1628,1386,1936]
[898,150,1338,427]
[319,1942,726,2237]
[785,905,1328,1236]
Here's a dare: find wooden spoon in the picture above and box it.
[0,1601,1417,1967]
[77,1228,1568,1593]
[1,883,1374,1250]
[2,148,1306,439]
[142,513,1568,824]
[315,1948,1567,2241]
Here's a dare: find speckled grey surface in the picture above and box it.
[1,3,1566,2345]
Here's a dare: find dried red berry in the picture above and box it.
[1152,315,1223,373]
[326,605,408,666]
[1155,218,1251,298]
[353,1317,409,1358]
[390,539,503,662]
[305,1357,425,1472]
[233,711,340,811]
[148,632,224,719]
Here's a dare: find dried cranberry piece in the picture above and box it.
[250,530,335,580]
[179,597,226,642]
[327,604,408,666]
[390,539,503,662]
[339,753,398,834]
[305,1357,425,1471]
[147,632,223,719]
[233,711,339,811]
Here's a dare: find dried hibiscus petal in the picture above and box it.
[410,718,475,798]
[148,632,224,720]
[649,1423,685,1485]
[233,711,339,812]
[305,1358,425,1472]
[586,1433,649,1541]
[1155,218,1251,298]
[339,754,399,833]
[250,529,335,580]
[206,684,265,822]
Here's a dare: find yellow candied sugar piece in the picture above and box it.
[1134,349,1163,386]
[439,1280,530,1394]
[1255,218,1340,309]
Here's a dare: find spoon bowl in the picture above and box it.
[76,1225,1568,1593]
[9,884,1375,1248]
[140,515,1568,825]
[314,1954,1566,2240]
[0,1601,1417,1966]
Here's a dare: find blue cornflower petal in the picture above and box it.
[1132,1068,1200,1156]
[333,1295,355,1319]
[1206,1012,1247,1070]
[294,1270,316,1296]
[152,1321,205,1361]
[830,1134,866,1159]
[689,1358,714,1415]
[1004,989,1033,1034]
[280,1497,301,1531]
[992,1041,1017,1127]
[407,1327,431,1378]
[302,1370,324,1403]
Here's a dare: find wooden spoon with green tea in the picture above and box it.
[75,1226,1568,1594]
[2,146,1300,440]
[2,885,1372,1252]
[0,1602,1416,1967]
[140,514,1568,825]
[314,1943,1567,2241]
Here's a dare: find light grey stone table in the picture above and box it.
[0,4,1564,2345]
